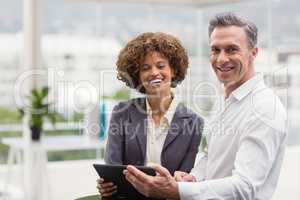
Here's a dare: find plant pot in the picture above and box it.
[30,126,41,141]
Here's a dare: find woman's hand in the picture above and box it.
[96,178,117,197]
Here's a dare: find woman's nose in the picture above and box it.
[149,66,160,76]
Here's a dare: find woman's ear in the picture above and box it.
[171,69,177,87]
[171,68,176,78]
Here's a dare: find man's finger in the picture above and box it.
[124,169,142,186]
[124,169,148,193]
[126,165,151,183]
[174,171,185,177]
[174,171,187,176]
[174,171,187,181]
[150,164,171,178]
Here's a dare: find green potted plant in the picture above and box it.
[18,86,59,141]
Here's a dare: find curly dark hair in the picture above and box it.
[116,32,189,94]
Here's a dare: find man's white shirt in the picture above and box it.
[178,74,287,200]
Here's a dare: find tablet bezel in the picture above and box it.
[93,164,157,199]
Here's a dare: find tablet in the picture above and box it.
[93,164,160,200]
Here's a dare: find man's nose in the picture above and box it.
[217,51,229,63]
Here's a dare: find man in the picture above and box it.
[124,12,287,200]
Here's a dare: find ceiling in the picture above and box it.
[76,0,248,8]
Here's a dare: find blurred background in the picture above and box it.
[0,0,299,199]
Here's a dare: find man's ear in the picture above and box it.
[251,47,258,60]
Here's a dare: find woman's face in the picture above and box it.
[139,51,174,96]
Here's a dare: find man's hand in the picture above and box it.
[174,171,196,182]
[123,164,180,199]
[96,178,117,197]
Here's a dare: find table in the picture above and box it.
[1,135,106,200]
[75,194,100,200]
[2,135,106,152]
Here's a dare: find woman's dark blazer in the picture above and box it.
[104,97,204,175]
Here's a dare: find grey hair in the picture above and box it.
[208,12,258,48]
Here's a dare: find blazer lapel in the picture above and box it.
[163,103,190,150]
[128,98,148,160]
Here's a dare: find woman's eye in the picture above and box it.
[141,65,149,70]
[157,64,165,69]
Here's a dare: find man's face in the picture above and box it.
[209,26,258,88]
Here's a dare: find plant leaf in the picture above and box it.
[31,88,40,99]
[41,86,49,99]
[17,108,25,117]
[46,112,57,126]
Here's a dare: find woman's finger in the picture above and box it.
[97,182,114,190]
[96,178,104,184]
[102,188,117,197]
[101,182,115,188]
[100,185,117,193]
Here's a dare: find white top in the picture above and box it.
[145,96,178,165]
[178,74,287,200]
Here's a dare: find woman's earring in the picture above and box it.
[171,77,177,87]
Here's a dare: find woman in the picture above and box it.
[97,32,204,197]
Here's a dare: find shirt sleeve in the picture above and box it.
[190,151,207,182]
[178,118,287,200]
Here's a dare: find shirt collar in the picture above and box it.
[230,73,264,101]
[146,94,178,125]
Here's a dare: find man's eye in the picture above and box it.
[227,48,237,53]
[211,48,219,54]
